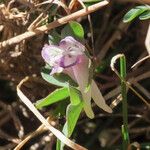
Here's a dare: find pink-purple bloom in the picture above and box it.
[42,36,112,118]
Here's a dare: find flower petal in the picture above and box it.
[60,55,80,68]
[63,67,76,81]
[71,56,95,118]
[91,80,112,113]
[50,66,63,75]
[59,36,85,55]
[82,87,94,119]
[41,45,63,66]
[72,56,89,90]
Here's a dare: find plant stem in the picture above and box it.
[120,55,130,149]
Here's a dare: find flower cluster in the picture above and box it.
[42,36,112,118]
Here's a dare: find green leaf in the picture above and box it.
[35,87,69,109]
[57,88,83,150]
[123,6,149,23]
[48,30,61,45]
[139,10,150,20]
[59,102,83,150]
[66,103,83,137]
[69,85,81,105]
[41,67,78,87]
[61,21,84,40]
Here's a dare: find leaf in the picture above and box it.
[35,87,69,109]
[67,87,83,136]
[139,10,150,20]
[69,85,81,105]
[41,66,78,87]
[61,21,84,40]
[57,87,83,150]
[59,102,83,150]
[123,5,149,23]
[48,30,61,45]
[66,103,83,137]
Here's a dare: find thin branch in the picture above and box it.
[0,0,109,49]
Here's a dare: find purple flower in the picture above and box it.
[42,36,112,118]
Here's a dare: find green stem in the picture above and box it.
[120,55,130,149]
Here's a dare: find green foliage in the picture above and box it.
[65,102,83,137]
[69,85,81,105]
[41,66,78,87]
[57,86,83,150]
[139,10,150,20]
[65,86,83,137]
[61,21,84,40]
[123,5,150,22]
[35,87,69,109]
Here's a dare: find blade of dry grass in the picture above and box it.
[131,55,150,68]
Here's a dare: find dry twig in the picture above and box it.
[0,1,109,49]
